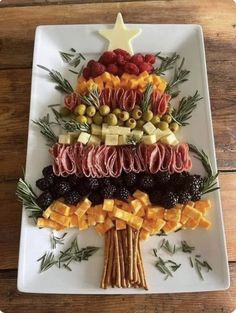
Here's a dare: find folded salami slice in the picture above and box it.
[122,146,134,173]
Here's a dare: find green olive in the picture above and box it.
[99,105,110,116]
[125,118,137,129]
[119,111,130,122]
[112,108,122,116]
[169,122,180,133]
[74,104,86,116]
[106,113,118,126]
[142,110,154,122]
[131,108,142,120]
[86,106,96,117]
[161,114,172,124]
[157,121,169,131]
[93,112,103,125]
[75,115,87,124]
[151,115,161,126]
[60,107,71,117]
[86,117,93,125]
[136,119,145,129]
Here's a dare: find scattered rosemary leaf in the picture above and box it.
[153,248,158,257]
[37,65,73,94]
[155,52,180,76]
[50,232,67,249]
[59,50,86,68]
[189,256,194,268]
[195,260,204,280]
[37,252,58,273]
[16,178,43,220]
[80,87,100,109]
[47,103,61,108]
[160,239,176,255]
[32,114,58,145]
[181,240,195,253]
[140,83,153,113]
[69,69,80,75]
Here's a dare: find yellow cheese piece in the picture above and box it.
[164,208,181,223]
[78,216,89,231]
[130,199,142,214]
[42,205,54,219]
[185,217,201,230]
[75,198,92,219]
[133,190,151,206]
[151,219,166,235]
[50,211,70,228]
[68,205,77,216]
[162,221,182,234]
[103,199,115,212]
[95,217,114,235]
[128,215,143,230]
[194,199,212,215]
[147,206,165,219]
[88,214,97,227]
[136,206,146,217]
[198,216,212,229]
[37,218,63,230]
[116,219,127,230]
[52,201,71,216]
[139,229,150,241]
[113,206,131,222]
[69,214,79,228]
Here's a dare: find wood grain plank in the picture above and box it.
[0,173,235,270]
[0,0,236,69]
[0,263,235,313]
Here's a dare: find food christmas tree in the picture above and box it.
[17,13,218,290]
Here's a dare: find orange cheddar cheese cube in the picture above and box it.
[181,204,202,224]
[128,215,143,230]
[52,201,71,216]
[199,216,212,229]
[69,214,79,228]
[140,229,150,241]
[130,199,143,214]
[87,214,96,227]
[185,217,201,230]
[162,221,182,234]
[37,218,63,230]
[151,219,166,235]
[147,207,165,219]
[78,216,89,231]
[95,218,114,235]
[113,207,131,222]
[136,206,146,217]
[103,199,114,212]
[164,208,181,223]
[133,190,151,206]
[116,219,127,230]
[43,204,54,219]
[50,211,71,227]
[194,199,211,211]
[68,205,77,216]
[75,198,92,218]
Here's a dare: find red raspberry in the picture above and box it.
[114,49,131,61]
[144,54,156,64]
[116,54,126,65]
[83,67,91,80]
[124,62,139,75]
[87,60,96,69]
[99,51,117,65]
[91,62,106,78]
[106,64,119,75]
[139,62,153,74]
[117,67,124,77]
[130,53,144,65]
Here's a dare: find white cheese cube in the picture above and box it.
[108,126,120,135]
[131,129,143,141]
[160,133,179,145]
[77,132,91,144]
[91,124,102,136]
[118,126,131,135]
[105,134,119,146]
[58,134,71,144]
[88,135,102,145]
[102,123,109,138]
[142,134,157,144]
[143,122,156,135]
[68,131,80,143]
[154,128,172,142]
[118,135,128,145]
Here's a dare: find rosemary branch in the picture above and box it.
[171,91,202,126]
[50,232,67,250]
[155,52,180,76]
[140,83,153,113]
[37,65,73,94]
[16,178,43,219]
[32,114,58,145]
[59,49,85,68]
[79,87,101,109]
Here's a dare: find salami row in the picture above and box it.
[50,143,192,177]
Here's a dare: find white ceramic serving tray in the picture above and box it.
[17,24,229,294]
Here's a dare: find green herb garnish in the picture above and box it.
[170,91,202,126]
[79,87,100,109]
[37,252,58,273]
[155,52,180,76]
[16,178,43,220]
[140,83,153,113]
[50,232,67,249]
[155,256,181,280]
[37,65,73,94]
[32,114,58,145]
[59,49,85,68]
[181,240,195,253]
[160,239,176,255]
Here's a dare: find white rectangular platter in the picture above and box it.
[17,24,230,294]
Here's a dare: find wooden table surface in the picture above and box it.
[0,0,236,312]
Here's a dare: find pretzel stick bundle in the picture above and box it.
[100,227,148,290]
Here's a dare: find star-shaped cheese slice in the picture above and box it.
[99,13,141,55]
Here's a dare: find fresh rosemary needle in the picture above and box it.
[50,232,67,250]
[32,114,58,145]
[79,87,101,109]
[140,83,153,113]
[155,52,180,76]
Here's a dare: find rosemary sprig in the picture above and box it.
[127,135,140,146]
[155,52,180,76]
[16,178,43,219]
[79,87,100,109]
[181,240,195,253]
[50,232,67,249]
[155,256,181,280]
[171,91,202,126]
[166,58,190,96]
[140,83,153,113]
[59,49,85,68]
[37,252,58,273]
[188,144,219,195]
[160,239,176,255]
[32,114,58,145]
[193,257,213,280]
[37,65,73,94]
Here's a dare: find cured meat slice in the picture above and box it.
[137,144,148,172]
[149,144,161,173]
[122,146,134,172]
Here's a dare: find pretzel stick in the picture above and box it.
[118,231,127,288]
[138,240,148,290]
[105,229,114,288]
[133,230,139,283]
[121,230,130,286]
[100,230,111,289]
[111,231,116,288]
[114,229,121,287]
[127,226,133,282]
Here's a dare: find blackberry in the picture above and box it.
[100,177,112,187]
[155,171,170,185]
[67,174,80,187]
[36,177,53,191]
[149,190,162,205]
[139,174,155,190]
[124,172,137,187]
[42,165,54,177]
[115,186,130,201]
[112,175,124,187]
[86,177,99,191]
[88,192,103,205]
[191,190,202,201]
[76,184,89,197]
[102,185,116,199]
[161,191,178,209]
[178,191,191,204]
[37,191,53,209]
[53,180,71,197]
[184,176,201,194]
[170,173,185,186]
[64,191,82,205]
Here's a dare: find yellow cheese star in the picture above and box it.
[99,12,141,55]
